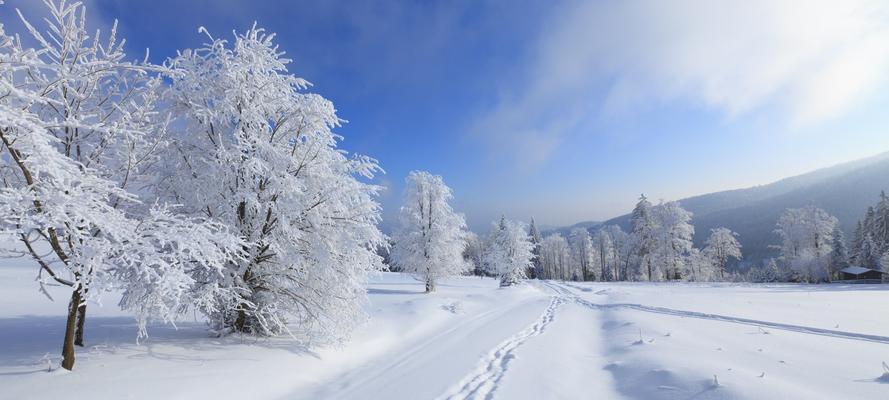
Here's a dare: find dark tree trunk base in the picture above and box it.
[233,303,259,334]
[61,290,81,371]
[74,303,86,347]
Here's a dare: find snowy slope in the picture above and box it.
[2,264,888,399]
[593,151,889,261]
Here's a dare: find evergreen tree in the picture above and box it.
[749,258,781,283]
[484,219,534,287]
[528,218,543,279]
[870,191,889,255]
[860,234,879,268]
[829,226,849,279]
[851,220,865,265]
[863,206,876,247]
[880,252,889,276]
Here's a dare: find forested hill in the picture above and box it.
[570,151,889,264]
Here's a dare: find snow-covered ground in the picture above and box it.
[3,263,889,399]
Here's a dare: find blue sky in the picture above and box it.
[7,0,889,232]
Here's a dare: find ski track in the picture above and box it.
[301,296,542,400]
[308,280,887,400]
[437,295,566,400]
[544,281,889,345]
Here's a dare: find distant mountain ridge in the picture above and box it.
[556,151,889,265]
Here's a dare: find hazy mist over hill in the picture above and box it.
[555,151,889,265]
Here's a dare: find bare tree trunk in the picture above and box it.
[234,306,248,332]
[74,303,87,346]
[61,289,82,371]
[425,278,435,293]
[234,268,253,332]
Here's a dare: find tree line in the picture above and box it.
[749,191,889,283]
[389,179,889,288]
[388,188,744,288]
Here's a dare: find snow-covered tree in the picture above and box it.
[593,228,615,281]
[754,258,783,283]
[685,248,716,282]
[851,192,889,268]
[774,205,837,283]
[703,227,742,280]
[651,201,694,281]
[539,234,572,280]
[852,209,879,268]
[601,225,633,281]
[829,225,849,279]
[0,1,242,370]
[859,234,879,268]
[528,218,543,279]
[630,194,656,281]
[879,252,889,277]
[463,232,487,276]
[869,191,889,254]
[163,24,386,338]
[377,238,395,271]
[851,220,866,265]
[856,206,879,266]
[391,171,468,292]
[569,228,596,281]
[484,219,534,287]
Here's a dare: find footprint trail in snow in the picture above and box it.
[437,295,566,400]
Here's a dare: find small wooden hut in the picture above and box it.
[838,266,886,283]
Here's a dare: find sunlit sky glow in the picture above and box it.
[7,0,889,232]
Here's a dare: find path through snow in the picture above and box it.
[438,296,566,400]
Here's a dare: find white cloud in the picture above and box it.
[473,0,889,167]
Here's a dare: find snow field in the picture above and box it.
[554,280,889,400]
[3,268,889,399]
